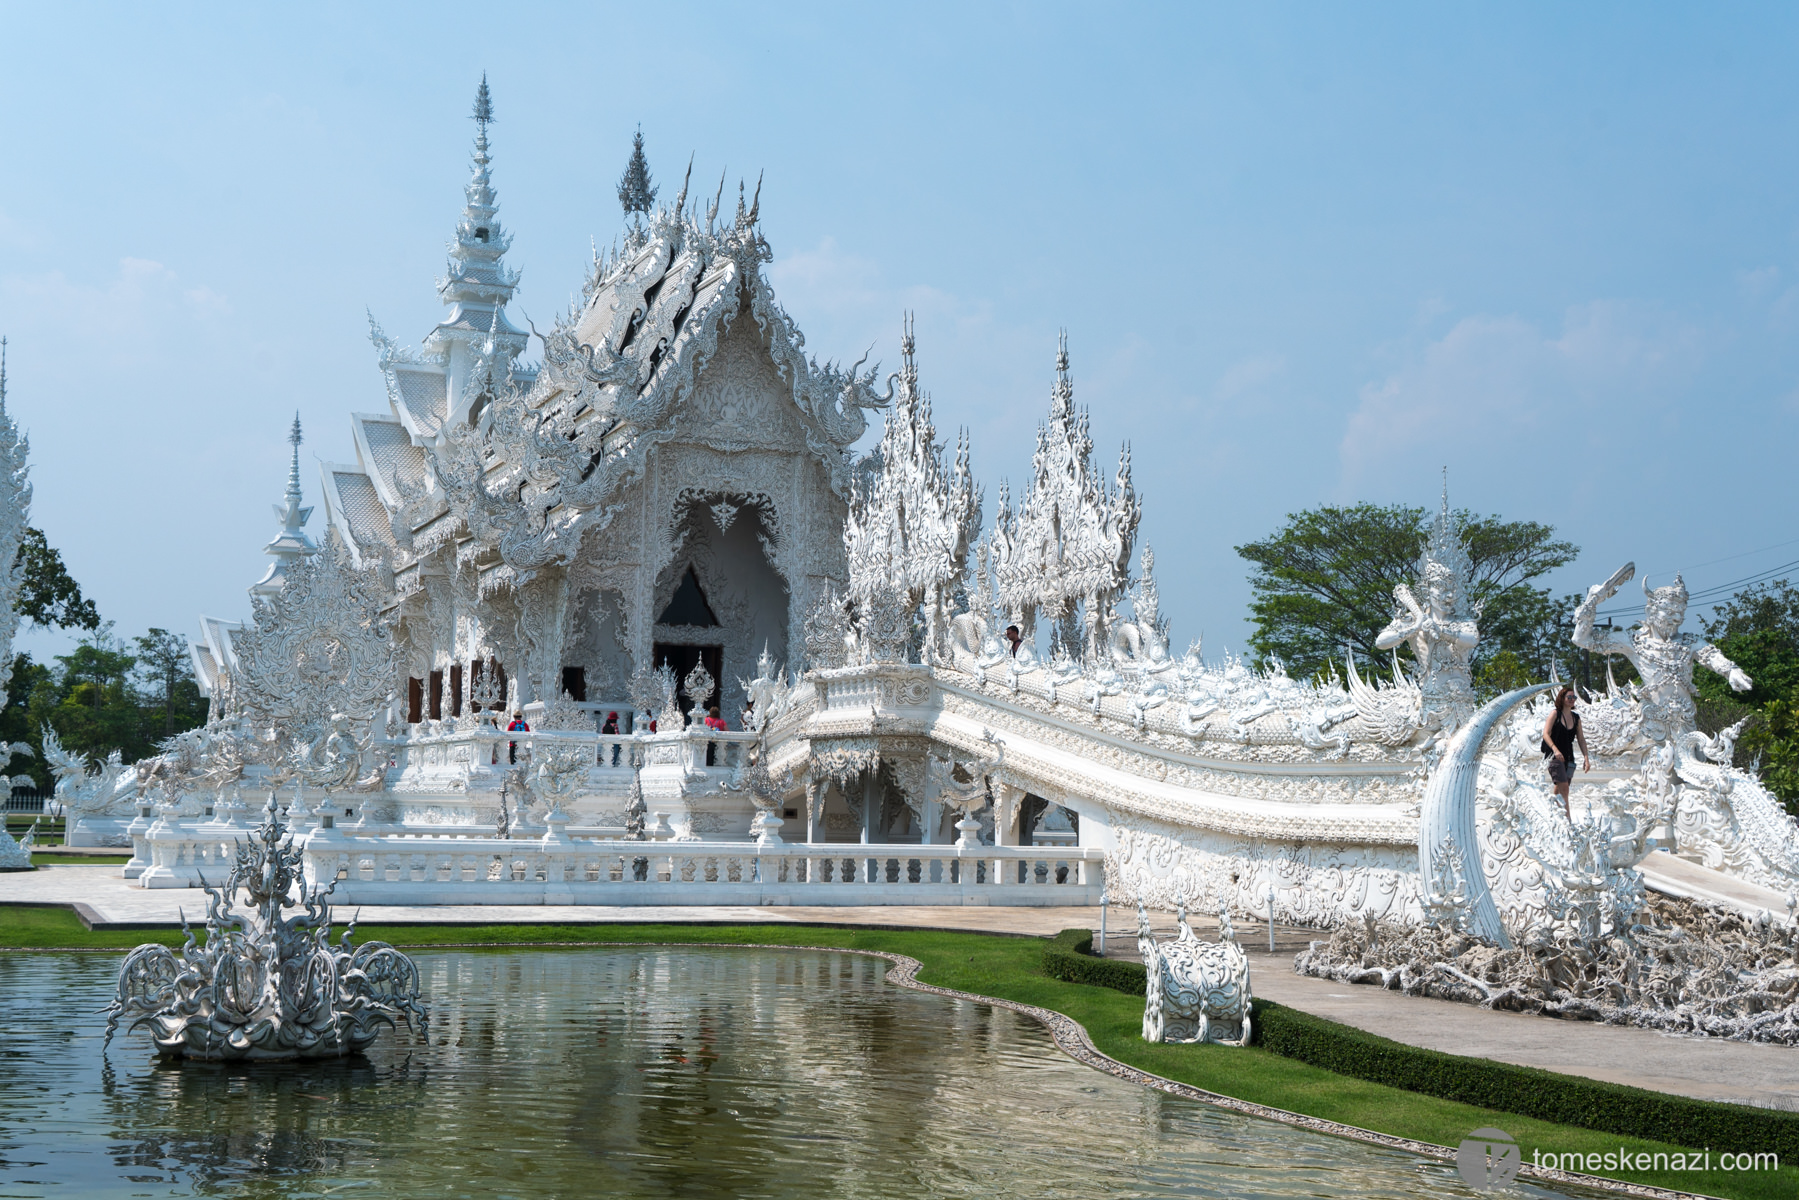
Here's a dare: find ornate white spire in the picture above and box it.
[439,74,521,320]
[251,413,317,597]
[0,337,31,706]
[428,76,530,422]
[843,314,982,660]
[990,333,1141,660]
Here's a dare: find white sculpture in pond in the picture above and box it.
[106,798,428,1060]
[1137,897,1252,1046]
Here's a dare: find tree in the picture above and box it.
[617,127,656,218]
[1235,502,1578,682]
[58,623,134,711]
[1698,580,1799,708]
[0,652,54,790]
[1693,579,1799,810]
[133,628,194,737]
[14,528,99,630]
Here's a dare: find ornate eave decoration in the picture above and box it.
[230,531,398,734]
[843,315,981,661]
[990,333,1140,660]
[426,179,890,579]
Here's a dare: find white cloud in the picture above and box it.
[0,257,233,345]
[1339,300,1707,489]
[1212,353,1285,402]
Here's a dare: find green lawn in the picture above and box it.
[28,854,130,866]
[3,906,1788,1200]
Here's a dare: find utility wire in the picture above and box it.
[1594,556,1799,619]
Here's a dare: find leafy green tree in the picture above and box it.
[1697,580,1799,707]
[133,628,201,737]
[0,653,54,790]
[15,528,99,631]
[1474,649,1533,696]
[1235,502,1578,682]
[1692,579,1799,809]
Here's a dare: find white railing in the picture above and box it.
[297,837,1104,907]
[389,726,758,772]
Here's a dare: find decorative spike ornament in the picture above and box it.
[618,127,657,219]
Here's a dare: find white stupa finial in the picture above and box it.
[251,413,317,598]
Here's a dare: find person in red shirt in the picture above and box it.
[507,711,530,764]
[602,711,620,765]
[703,705,727,764]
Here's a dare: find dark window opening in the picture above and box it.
[429,670,444,721]
[562,666,587,702]
[407,677,423,724]
[656,566,720,627]
[450,664,463,717]
[474,227,489,242]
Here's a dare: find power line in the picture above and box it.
[1594,557,1799,619]
[1633,535,1799,579]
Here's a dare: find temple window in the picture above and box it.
[656,566,720,627]
[429,670,444,721]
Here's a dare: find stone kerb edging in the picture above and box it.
[46,931,1713,1200]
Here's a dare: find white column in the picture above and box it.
[861,768,878,845]
[992,782,1024,847]
[921,757,941,845]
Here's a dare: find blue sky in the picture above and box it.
[3,4,1797,663]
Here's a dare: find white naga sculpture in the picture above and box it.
[106,799,428,1059]
[41,725,127,819]
[1136,896,1253,1046]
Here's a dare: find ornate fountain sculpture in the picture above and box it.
[1135,896,1252,1046]
[106,798,428,1060]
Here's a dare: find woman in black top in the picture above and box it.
[1541,686,1590,818]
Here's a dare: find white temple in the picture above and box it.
[41,85,1798,936]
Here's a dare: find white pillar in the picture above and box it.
[921,759,941,845]
[861,768,878,845]
[992,782,1024,847]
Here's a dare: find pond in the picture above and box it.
[0,947,1599,1198]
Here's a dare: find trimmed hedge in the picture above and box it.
[1041,929,1799,1158]
[1042,928,1147,995]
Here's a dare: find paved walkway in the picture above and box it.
[8,865,1799,1112]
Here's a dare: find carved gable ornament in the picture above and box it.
[232,532,398,728]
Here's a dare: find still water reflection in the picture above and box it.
[0,948,1599,1198]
